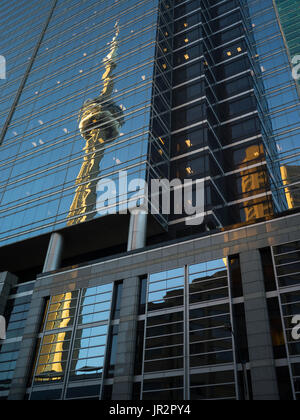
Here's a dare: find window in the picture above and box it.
[111,282,123,320]
[229,256,243,298]
[30,284,114,399]
[142,260,236,399]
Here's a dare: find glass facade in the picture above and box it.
[0,0,299,403]
[270,240,300,400]
[248,0,300,212]
[0,0,172,246]
[169,0,299,234]
[29,283,118,400]
[0,1,55,130]
[0,282,34,400]
[138,260,239,400]
[0,0,299,247]
[170,0,281,231]
[2,231,300,399]
[274,0,300,82]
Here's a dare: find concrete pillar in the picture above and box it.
[0,272,17,316]
[240,249,280,400]
[127,209,147,251]
[111,276,140,400]
[43,232,64,273]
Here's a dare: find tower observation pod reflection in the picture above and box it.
[67,22,124,226]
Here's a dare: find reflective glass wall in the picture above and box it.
[138,259,242,400]
[169,0,291,236]
[0,0,299,249]
[0,281,34,400]
[0,0,55,130]
[274,0,300,82]
[270,240,300,400]
[248,0,300,213]
[0,0,172,246]
[29,282,121,400]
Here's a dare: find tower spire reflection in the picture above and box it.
[67,22,124,226]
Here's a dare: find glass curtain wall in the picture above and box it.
[29,282,120,400]
[248,0,300,213]
[140,259,239,400]
[0,281,34,400]
[271,240,300,400]
[0,0,54,131]
[170,0,284,234]
[0,0,172,246]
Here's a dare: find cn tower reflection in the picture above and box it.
[67,22,124,226]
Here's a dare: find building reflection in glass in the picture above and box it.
[32,285,113,388]
[67,22,124,226]
[280,165,300,210]
[69,284,112,382]
[69,325,108,382]
[35,292,76,383]
[239,145,272,222]
[144,261,236,398]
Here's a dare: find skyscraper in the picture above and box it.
[274,0,300,87]
[0,0,299,401]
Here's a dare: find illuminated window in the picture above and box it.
[185,139,192,147]
[227,51,232,57]
[184,54,189,60]
[184,38,189,43]
[186,167,193,175]
[237,47,242,52]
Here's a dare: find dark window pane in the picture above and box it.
[30,389,62,400]
[112,282,123,320]
[190,351,233,367]
[143,376,183,391]
[267,298,286,359]
[276,367,293,400]
[229,256,243,297]
[145,345,184,360]
[143,389,184,400]
[190,384,236,400]
[66,385,100,399]
[260,248,277,292]
[144,358,183,372]
[134,321,145,376]
[146,334,183,349]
